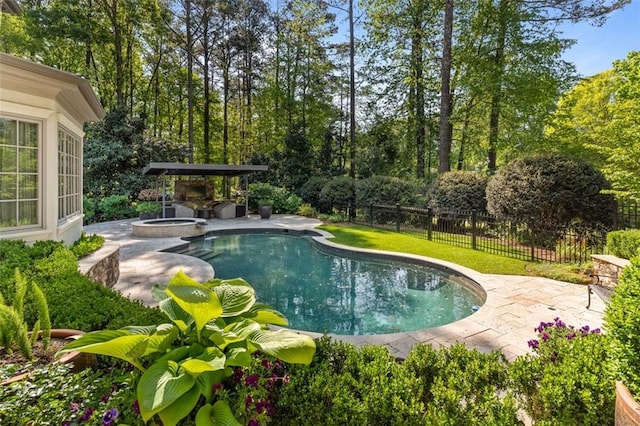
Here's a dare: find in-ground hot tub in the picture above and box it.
[132,218,207,238]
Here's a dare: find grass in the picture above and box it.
[319,224,591,283]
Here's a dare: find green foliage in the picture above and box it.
[83,196,96,225]
[248,183,302,214]
[60,271,316,426]
[83,107,187,201]
[605,257,640,396]
[427,171,488,212]
[319,176,355,210]
[135,201,162,214]
[486,153,616,228]
[356,175,424,206]
[607,229,640,259]
[0,270,51,360]
[274,337,519,425]
[296,203,318,217]
[0,239,166,332]
[70,232,106,259]
[97,195,137,221]
[509,318,614,425]
[0,362,146,425]
[299,176,330,212]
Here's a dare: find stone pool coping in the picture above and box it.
[84,215,606,360]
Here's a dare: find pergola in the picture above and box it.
[142,162,268,217]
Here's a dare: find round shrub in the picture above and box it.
[248,182,302,214]
[319,176,355,210]
[97,195,136,222]
[427,171,488,212]
[486,154,615,228]
[605,256,640,396]
[355,175,423,206]
[299,176,330,212]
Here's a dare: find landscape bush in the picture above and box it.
[427,171,488,213]
[83,196,96,224]
[605,256,640,397]
[509,318,614,425]
[319,176,355,211]
[274,337,519,425]
[0,240,165,332]
[606,229,640,259]
[299,176,330,212]
[70,232,105,259]
[486,153,616,229]
[97,195,137,221]
[355,175,423,206]
[248,183,302,214]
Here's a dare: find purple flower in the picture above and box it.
[255,400,275,417]
[245,374,260,388]
[248,419,260,426]
[70,402,80,413]
[212,383,224,394]
[527,339,539,349]
[132,400,140,415]
[81,408,94,422]
[283,374,291,385]
[245,395,254,409]
[592,328,601,334]
[102,408,119,426]
[101,393,110,403]
[542,332,550,341]
[234,368,244,383]
[261,358,273,370]
[566,333,576,340]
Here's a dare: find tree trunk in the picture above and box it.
[412,13,425,179]
[438,0,454,173]
[488,2,507,173]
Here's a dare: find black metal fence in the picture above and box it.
[339,202,638,264]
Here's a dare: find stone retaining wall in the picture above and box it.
[592,254,631,286]
[78,242,120,289]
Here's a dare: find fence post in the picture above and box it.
[530,230,536,262]
[427,208,433,241]
[347,201,352,223]
[471,209,477,250]
[369,203,373,227]
[396,203,401,233]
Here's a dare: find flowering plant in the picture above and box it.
[510,317,613,424]
[59,271,315,426]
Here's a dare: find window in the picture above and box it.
[0,118,39,229]
[58,127,82,223]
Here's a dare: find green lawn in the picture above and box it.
[319,224,590,283]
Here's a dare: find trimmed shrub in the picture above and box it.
[355,175,423,206]
[607,229,640,259]
[486,154,616,228]
[70,233,105,259]
[299,176,330,212]
[605,256,640,396]
[97,195,136,221]
[510,318,614,425]
[427,171,488,212]
[319,176,355,211]
[83,196,96,225]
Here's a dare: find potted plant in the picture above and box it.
[59,271,316,426]
[604,256,640,424]
[258,199,273,219]
[136,201,162,220]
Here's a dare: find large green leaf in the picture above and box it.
[224,347,252,367]
[213,282,256,318]
[157,383,201,426]
[248,329,316,365]
[166,271,222,341]
[246,303,289,326]
[224,319,263,340]
[181,347,226,376]
[125,323,179,356]
[195,401,242,426]
[159,294,194,333]
[196,369,228,401]
[138,360,196,422]
[57,330,148,370]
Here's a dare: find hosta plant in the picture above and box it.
[59,271,316,426]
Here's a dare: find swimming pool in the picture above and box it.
[183,231,484,335]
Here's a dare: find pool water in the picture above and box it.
[190,233,483,335]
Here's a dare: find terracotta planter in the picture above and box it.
[616,381,640,425]
[1,329,95,385]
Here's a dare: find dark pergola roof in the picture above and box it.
[142,162,268,177]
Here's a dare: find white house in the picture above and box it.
[0,52,105,245]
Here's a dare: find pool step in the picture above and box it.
[164,246,220,262]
